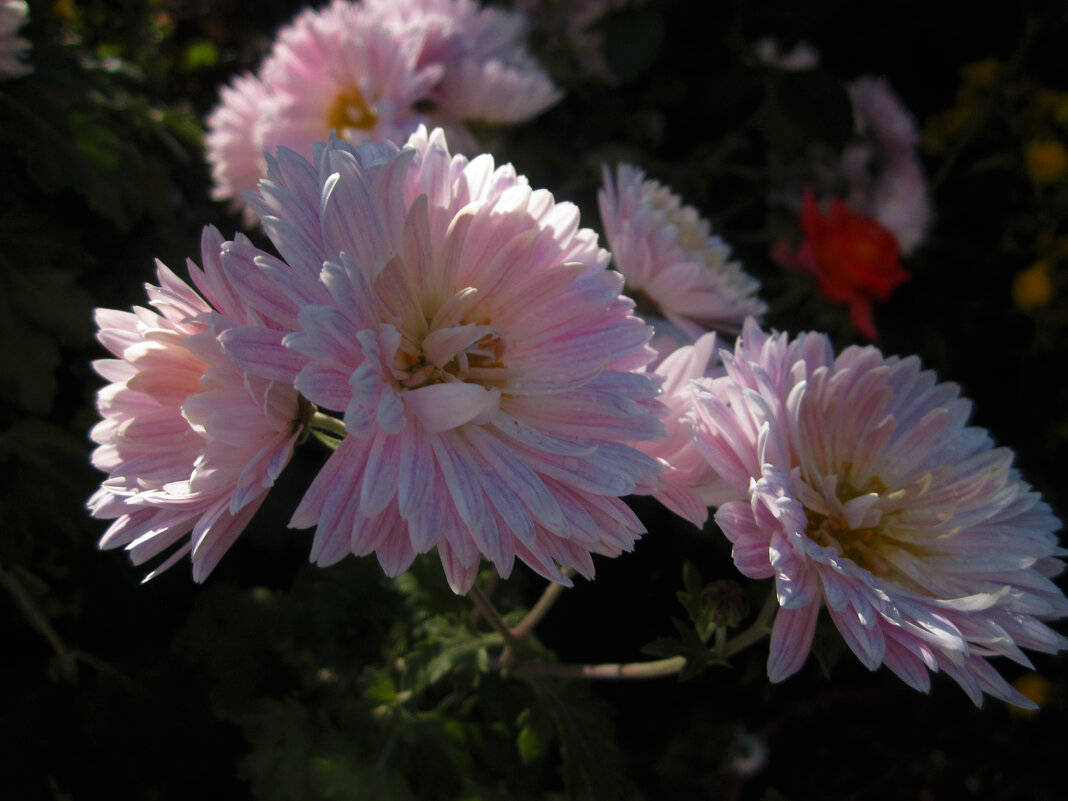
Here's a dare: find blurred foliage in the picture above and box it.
[2,1,1067,801]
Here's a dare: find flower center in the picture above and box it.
[805,509,888,573]
[326,85,379,133]
[799,472,933,585]
[394,323,508,390]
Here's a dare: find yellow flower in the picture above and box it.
[961,58,1001,92]
[1009,673,1052,717]
[1012,260,1053,311]
[1025,139,1068,184]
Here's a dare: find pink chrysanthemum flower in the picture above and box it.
[206,0,560,215]
[0,0,31,80]
[633,333,736,528]
[205,72,273,222]
[218,126,665,594]
[693,318,1067,707]
[841,76,932,255]
[366,0,563,122]
[88,228,307,582]
[254,0,445,164]
[599,163,767,341]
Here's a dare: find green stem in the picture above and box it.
[308,411,348,450]
[0,561,77,681]
[724,588,779,659]
[502,655,686,680]
[510,570,573,641]
[495,588,781,681]
[468,584,521,647]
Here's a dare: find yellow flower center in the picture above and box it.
[805,509,887,572]
[802,475,926,581]
[396,324,508,390]
[326,85,379,133]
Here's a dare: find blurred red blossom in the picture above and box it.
[775,190,909,339]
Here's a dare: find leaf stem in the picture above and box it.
[511,570,573,641]
[501,655,686,680]
[724,588,779,658]
[468,584,521,647]
[493,588,781,681]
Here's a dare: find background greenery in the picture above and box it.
[2,1,1067,799]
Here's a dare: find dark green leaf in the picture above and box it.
[600,8,665,84]
[521,677,628,801]
[774,69,855,151]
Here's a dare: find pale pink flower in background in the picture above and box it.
[204,72,273,223]
[206,0,561,215]
[516,0,637,83]
[366,0,562,121]
[218,127,664,594]
[752,36,819,71]
[633,333,735,528]
[0,0,31,80]
[599,163,767,340]
[254,1,445,163]
[841,76,932,255]
[693,318,1067,707]
[87,228,307,582]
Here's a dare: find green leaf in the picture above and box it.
[520,677,629,801]
[675,561,710,638]
[641,618,721,681]
[183,40,219,71]
[774,69,855,151]
[515,707,549,765]
[600,8,665,84]
[401,615,497,694]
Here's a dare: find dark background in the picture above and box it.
[2,1,1067,799]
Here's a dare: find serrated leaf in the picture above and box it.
[676,561,711,638]
[520,677,628,801]
[641,618,722,681]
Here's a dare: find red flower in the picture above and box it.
[776,190,909,339]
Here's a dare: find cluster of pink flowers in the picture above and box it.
[206,0,561,220]
[94,127,664,593]
[88,6,1065,712]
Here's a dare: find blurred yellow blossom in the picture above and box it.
[923,59,1002,153]
[1025,138,1068,184]
[1013,260,1054,311]
[1009,673,1052,717]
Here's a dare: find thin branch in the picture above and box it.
[500,655,687,680]
[468,584,521,647]
[0,562,77,680]
[725,589,779,658]
[491,587,782,681]
[510,570,573,641]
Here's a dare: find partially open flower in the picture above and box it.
[88,229,307,581]
[632,333,735,527]
[599,163,766,340]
